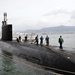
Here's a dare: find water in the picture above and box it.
[13,33,75,48]
[0,49,56,75]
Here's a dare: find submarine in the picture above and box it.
[1,13,75,75]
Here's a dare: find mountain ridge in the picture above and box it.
[25,25,75,33]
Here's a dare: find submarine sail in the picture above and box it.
[2,13,12,41]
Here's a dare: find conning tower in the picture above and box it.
[2,13,12,41]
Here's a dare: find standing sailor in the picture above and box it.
[35,35,39,45]
[45,35,49,46]
[40,36,44,46]
[58,36,64,49]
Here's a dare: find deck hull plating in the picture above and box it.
[0,41,75,75]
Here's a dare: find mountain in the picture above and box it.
[25,25,75,33]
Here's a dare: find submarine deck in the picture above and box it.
[0,41,75,75]
[49,46,75,64]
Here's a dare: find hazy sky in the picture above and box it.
[0,0,75,31]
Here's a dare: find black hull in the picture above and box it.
[2,25,12,41]
[0,41,75,75]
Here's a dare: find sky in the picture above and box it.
[0,0,75,31]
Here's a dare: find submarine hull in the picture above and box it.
[0,41,75,75]
[2,25,12,41]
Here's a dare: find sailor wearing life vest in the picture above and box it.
[58,36,64,49]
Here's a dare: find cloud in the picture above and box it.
[1,9,75,31]
[34,10,75,28]
[13,10,75,31]
[43,9,71,16]
[65,11,75,26]
[70,11,75,19]
[40,10,71,25]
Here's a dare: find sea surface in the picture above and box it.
[13,32,75,48]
